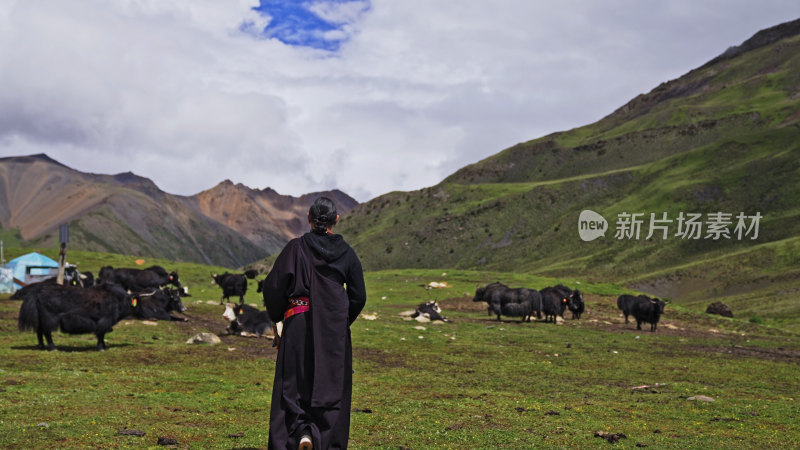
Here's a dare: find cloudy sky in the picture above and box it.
[1,1,799,202]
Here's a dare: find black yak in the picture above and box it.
[617,294,641,323]
[550,285,585,320]
[631,296,666,332]
[98,265,181,291]
[568,289,585,319]
[617,294,653,324]
[131,287,188,321]
[412,301,449,322]
[17,282,133,350]
[539,287,569,323]
[223,303,272,337]
[212,272,248,304]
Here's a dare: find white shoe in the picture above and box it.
[299,435,313,450]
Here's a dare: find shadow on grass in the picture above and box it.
[11,343,135,352]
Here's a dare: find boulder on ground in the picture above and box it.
[687,395,715,402]
[706,302,733,318]
[186,332,221,345]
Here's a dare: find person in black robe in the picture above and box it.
[262,197,367,450]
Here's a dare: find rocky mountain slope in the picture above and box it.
[0,154,357,267]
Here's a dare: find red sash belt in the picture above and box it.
[284,297,310,320]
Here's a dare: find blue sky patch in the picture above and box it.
[251,0,370,51]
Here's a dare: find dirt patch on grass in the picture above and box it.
[355,347,413,369]
[692,345,800,365]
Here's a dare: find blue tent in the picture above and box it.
[6,252,59,290]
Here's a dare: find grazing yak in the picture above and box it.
[17,282,133,351]
[569,289,585,319]
[616,294,641,323]
[539,286,570,323]
[212,272,250,304]
[551,284,585,320]
[631,296,666,332]
[473,282,542,322]
[131,287,189,321]
[223,303,272,337]
[98,265,181,292]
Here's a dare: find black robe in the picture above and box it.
[262,231,367,450]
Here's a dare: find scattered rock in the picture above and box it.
[687,395,715,402]
[37,422,49,428]
[185,333,221,345]
[118,429,146,436]
[157,436,178,445]
[413,326,426,331]
[594,431,627,443]
[140,321,158,326]
[360,313,378,321]
[414,315,431,323]
[706,302,733,318]
[631,383,666,393]
[227,432,244,438]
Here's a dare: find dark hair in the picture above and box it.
[309,197,338,234]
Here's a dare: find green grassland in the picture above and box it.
[1,252,799,448]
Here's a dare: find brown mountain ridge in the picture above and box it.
[0,154,358,268]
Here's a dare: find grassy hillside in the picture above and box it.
[338,26,800,328]
[1,252,799,448]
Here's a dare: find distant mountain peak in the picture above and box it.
[0,153,69,168]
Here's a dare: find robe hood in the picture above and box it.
[302,231,351,263]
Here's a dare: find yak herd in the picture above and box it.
[14,265,188,350]
[472,282,584,323]
[472,281,666,331]
[11,262,666,351]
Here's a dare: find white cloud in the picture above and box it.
[1,0,799,202]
